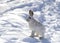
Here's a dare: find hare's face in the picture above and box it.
[26,16,32,21]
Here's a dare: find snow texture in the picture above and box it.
[0,0,60,43]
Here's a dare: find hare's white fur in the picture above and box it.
[26,10,45,39]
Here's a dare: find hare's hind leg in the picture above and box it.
[35,32,39,37]
[30,31,35,38]
[39,32,44,39]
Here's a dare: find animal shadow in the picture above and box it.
[23,37,51,43]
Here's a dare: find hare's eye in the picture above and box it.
[29,17,31,19]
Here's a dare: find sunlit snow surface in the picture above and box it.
[0,0,60,43]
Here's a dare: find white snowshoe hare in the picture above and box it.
[26,10,45,39]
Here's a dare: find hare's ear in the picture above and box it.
[29,10,34,16]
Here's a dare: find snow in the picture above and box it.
[0,0,60,43]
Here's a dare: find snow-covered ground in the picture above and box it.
[0,0,60,43]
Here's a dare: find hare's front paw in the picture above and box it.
[29,35,34,38]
